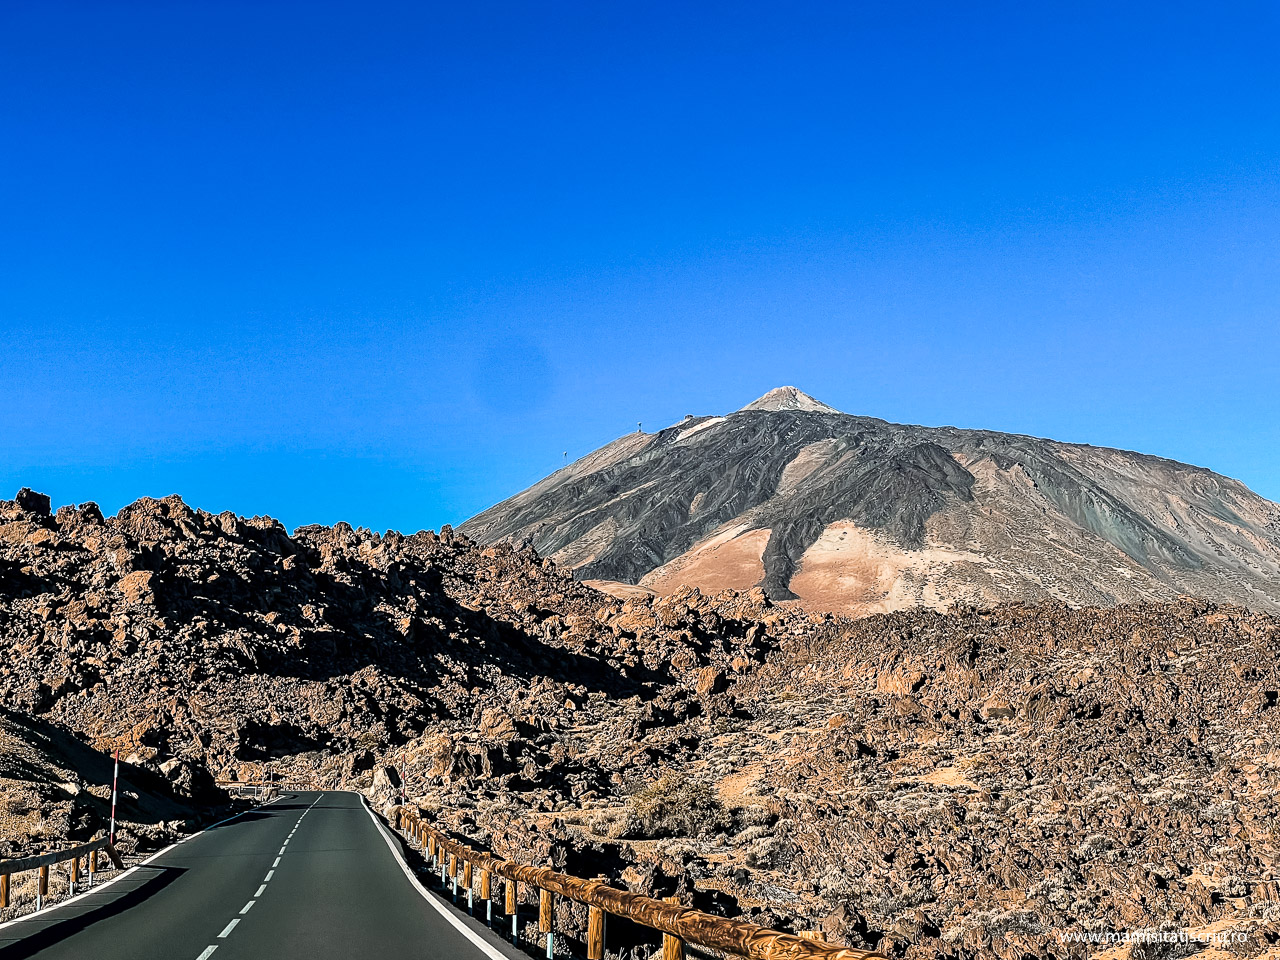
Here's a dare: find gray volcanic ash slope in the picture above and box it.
[461,387,1280,615]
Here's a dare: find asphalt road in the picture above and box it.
[0,791,524,960]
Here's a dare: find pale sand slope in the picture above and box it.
[640,526,773,596]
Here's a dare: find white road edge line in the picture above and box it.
[359,795,514,960]
[196,946,218,960]
[218,918,239,938]
[0,799,273,933]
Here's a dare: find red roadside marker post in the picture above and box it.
[109,748,120,845]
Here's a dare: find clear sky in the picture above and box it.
[3,2,1278,533]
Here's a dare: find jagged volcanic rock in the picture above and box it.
[3,487,1280,958]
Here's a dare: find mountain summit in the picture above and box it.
[460,392,1280,615]
[740,386,841,414]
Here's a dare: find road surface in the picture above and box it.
[0,791,523,960]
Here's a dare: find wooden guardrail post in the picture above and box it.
[70,853,80,893]
[1,872,9,909]
[37,865,49,910]
[427,835,436,865]
[448,853,458,897]
[480,868,493,923]
[587,904,606,960]
[463,856,474,912]
[663,896,684,960]
[540,886,555,958]
[506,878,519,941]
[88,849,98,888]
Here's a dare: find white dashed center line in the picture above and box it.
[192,793,323,960]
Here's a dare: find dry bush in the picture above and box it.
[612,773,727,839]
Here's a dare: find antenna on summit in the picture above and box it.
[637,421,643,433]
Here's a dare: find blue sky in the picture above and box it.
[2,2,1278,532]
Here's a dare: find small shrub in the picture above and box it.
[620,772,728,839]
[745,835,795,870]
[732,824,771,846]
[736,804,776,827]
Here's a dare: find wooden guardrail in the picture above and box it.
[0,837,125,913]
[393,807,882,960]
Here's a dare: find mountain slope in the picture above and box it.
[460,388,1280,615]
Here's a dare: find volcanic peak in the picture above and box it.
[738,386,840,414]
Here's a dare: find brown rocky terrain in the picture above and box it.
[0,708,205,861]
[461,387,1280,617]
[2,486,1279,958]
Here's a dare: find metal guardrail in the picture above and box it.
[215,781,284,800]
[393,807,882,960]
[0,837,125,912]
